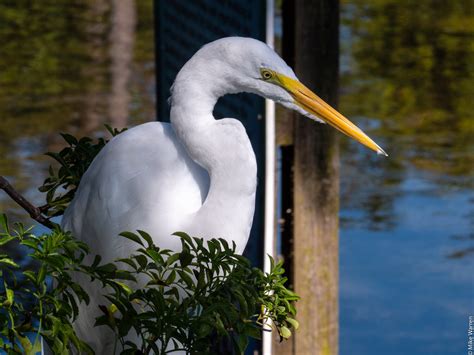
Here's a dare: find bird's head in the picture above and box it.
[194,37,387,156]
[175,37,386,156]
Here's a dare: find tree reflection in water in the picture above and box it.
[340,0,473,247]
[0,1,155,220]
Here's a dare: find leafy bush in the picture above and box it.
[0,127,299,354]
[0,216,299,354]
[93,230,299,354]
[0,214,93,354]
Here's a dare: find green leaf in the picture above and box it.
[286,318,299,330]
[196,322,212,338]
[15,331,33,354]
[60,133,78,146]
[64,291,80,317]
[0,214,9,233]
[31,337,42,354]
[172,231,192,245]
[0,235,15,246]
[235,333,249,353]
[279,326,292,339]
[179,249,193,268]
[119,232,144,246]
[137,230,154,247]
[146,249,164,265]
[234,290,248,316]
[245,325,262,340]
[4,286,14,308]
[104,123,115,136]
[195,270,205,291]
[70,283,90,305]
[96,263,117,274]
[146,278,168,287]
[36,265,47,284]
[117,258,137,270]
[114,281,132,295]
[0,258,19,268]
[207,239,217,255]
[91,255,102,268]
[117,316,133,337]
[166,253,180,266]
[177,270,194,289]
[234,254,251,266]
[166,270,177,284]
[214,314,227,336]
[115,271,137,282]
[23,270,37,284]
[135,255,148,269]
[44,255,65,269]
[20,238,39,250]
[218,238,230,251]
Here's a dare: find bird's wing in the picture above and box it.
[62,121,209,260]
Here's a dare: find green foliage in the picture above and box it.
[0,214,93,354]
[38,125,126,217]
[0,216,299,354]
[91,231,299,354]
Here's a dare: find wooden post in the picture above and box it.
[108,0,136,129]
[275,0,340,354]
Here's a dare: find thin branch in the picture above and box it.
[0,176,58,229]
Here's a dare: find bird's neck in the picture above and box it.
[170,71,257,252]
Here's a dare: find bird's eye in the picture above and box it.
[261,69,274,80]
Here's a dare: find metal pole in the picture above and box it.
[263,0,275,354]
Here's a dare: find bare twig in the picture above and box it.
[0,176,58,229]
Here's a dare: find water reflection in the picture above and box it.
[339,2,473,354]
[340,0,474,230]
[0,1,155,221]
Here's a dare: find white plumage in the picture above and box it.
[61,37,385,352]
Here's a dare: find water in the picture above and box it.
[0,1,155,221]
[339,1,474,353]
[340,174,473,354]
[0,1,473,354]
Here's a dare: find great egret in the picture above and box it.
[61,37,385,352]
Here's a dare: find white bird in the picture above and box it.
[61,37,386,352]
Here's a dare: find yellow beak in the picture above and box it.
[276,73,387,156]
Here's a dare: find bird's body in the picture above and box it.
[63,120,255,260]
[61,37,385,353]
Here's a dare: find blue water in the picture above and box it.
[340,175,474,354]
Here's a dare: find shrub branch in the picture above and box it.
[0,176,57,229]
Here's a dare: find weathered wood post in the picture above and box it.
[275,0,340,354]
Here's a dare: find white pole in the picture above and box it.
[263,0,275,354]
